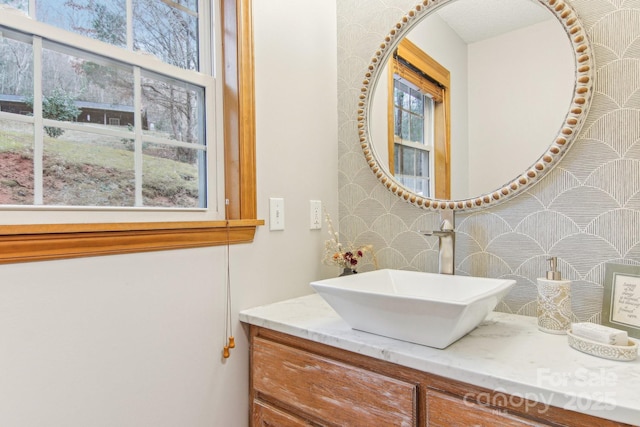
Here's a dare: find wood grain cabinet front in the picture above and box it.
[248,326,632,427]
[252,400,313,427]
[425,389,549,427]
[252,336,418,426]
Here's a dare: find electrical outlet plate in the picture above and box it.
[269,198,285,231]
[310,200,322,230]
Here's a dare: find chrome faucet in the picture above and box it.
[423,218,455,275]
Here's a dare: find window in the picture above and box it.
[1,1,209,210]
[393,78,433,196]
[0,0,260,263]
[388,38,450,199]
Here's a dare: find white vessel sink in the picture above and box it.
[310,269,516,349]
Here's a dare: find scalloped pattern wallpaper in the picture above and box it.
[337,0,640,321]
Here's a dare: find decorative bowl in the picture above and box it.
[567,330,638,361]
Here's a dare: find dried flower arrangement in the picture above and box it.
[322,214,374,273]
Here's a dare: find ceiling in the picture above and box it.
[436,0,554,44]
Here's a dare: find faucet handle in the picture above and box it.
[420,219,454,236]
[440,219,454,232]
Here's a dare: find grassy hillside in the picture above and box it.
[0,119,200,207]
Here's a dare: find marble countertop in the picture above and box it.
[240,294,640,425]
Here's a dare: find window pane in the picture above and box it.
[394,144,430,196]
[142,143,203,208]
[36,1,127,48]
[0,31,33,100]
[0,119,34,205]
[394,80,408,109]
[134,0,199,71]
[416,149,429,177]
[410,88,423,114]
[394,108,405,141]
[0,0,27,12]
[403,146,416,176]
[401,114,410,141]
[43,45,134,116]
[415,177,429,196]
[409,114,423,144]
[43,129,135,206]
[394,144,401,174]
[141,74,204,145]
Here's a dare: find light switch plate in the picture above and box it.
[269,198,285,231]
[310,200,322,230]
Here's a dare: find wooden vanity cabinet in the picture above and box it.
[251,333,417,426]
[248,326,631,427]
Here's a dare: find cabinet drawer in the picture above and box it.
[253,337,417,426]
[426,390,548,427]
[253,400,313,427]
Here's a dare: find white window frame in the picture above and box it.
[392,77,434,197]
[0,0,223,225]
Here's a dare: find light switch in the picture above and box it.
[269,198,285,231]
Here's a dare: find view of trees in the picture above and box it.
[0,33,33,97]
[2,0,201,146]
[25,88,81,138]
[0,0,206,207]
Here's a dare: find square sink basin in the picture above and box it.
[310,269,516,349]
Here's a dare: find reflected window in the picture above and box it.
[393,78,432,196]
[388,38,451,199]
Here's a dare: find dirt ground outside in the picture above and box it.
[0,121,201,208]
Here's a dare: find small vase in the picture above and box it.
[339,268,357,276]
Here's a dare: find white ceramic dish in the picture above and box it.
[309,269,516,349]
[567,329,638,361]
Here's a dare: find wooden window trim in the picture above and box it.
[0,0,263,265]
[388,38,451,199]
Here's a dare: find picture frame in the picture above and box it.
[603,263,640,339]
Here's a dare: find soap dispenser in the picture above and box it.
[537,257,572,334]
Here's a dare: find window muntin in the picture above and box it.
[0,0,213,217]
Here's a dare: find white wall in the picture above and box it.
[0,1,338,426]
[467,19,574,195]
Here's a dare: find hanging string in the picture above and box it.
[223,199,235,359]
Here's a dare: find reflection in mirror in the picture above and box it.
[387,38,451,199]
[362,0,593,210]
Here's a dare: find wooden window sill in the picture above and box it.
[0,219,264,264]
[0,0,260,265]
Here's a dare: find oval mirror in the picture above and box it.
[359,0,593,211]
